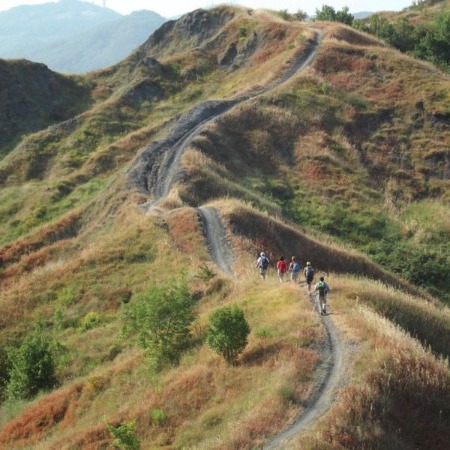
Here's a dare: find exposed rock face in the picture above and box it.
[138,7,237,58]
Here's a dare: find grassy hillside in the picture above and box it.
[0,59,91,156]
[0,4,449,449]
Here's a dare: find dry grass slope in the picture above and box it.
[0,4,450,449]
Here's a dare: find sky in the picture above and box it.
[0,0,414,18]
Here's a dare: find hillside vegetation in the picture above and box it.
[0,4,449,449]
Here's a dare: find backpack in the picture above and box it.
[306,266,314,277]
[260,257,269,270]
[292,262,300,272]
[317,281,327,296]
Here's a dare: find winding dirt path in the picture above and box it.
[127,30,322,210]
[127,27,348,445]
[197,206,234,276]
[198,209,347,447]
[265,292,346,449]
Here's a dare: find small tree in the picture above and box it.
[294,10,309,21]
[206,306,250,364]
[121,278,195,370]
[6,330,57,400]
[315,5,354,25]
[107,420,140,450]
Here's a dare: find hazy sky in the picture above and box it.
[0,0,413,18]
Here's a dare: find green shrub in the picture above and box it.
[107,420,140,450]
[0,347,11,401]
[6,330,57,400]
[195,263,216,281]
[79,311,102,332]
[121,278,195,370]
[206,306,250,364]
[150,408,168,426]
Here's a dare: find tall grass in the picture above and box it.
[296,306,450,449]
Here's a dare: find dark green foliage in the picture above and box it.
[294,10,309,21]
[414,12,450,71]
[107,420,141,450]
[121,278,196,370]
[195,263,216,281]
[0,347,11,401]
[355,12,450,72]
[285,194,450,303]
[315,5,354,25]
[206,306,250,364]
[6,330,58,400]
[278,9,308,21]
[369,242,450,301]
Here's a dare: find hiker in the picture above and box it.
[288,256,301,283]
[277,256,287,282]
[304,261,314,292]
[256,252,270,279]
[314,276,330,315]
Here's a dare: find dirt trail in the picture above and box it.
[197,206,234,276]
[264,292,346,449]
[127,27,348,446]
[127,30,321,210]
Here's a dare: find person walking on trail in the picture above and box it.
[304,262,315,292]
[256,252,270,279]
[277,256,287,282]
[314,276,330,315]
[289,256,301,283]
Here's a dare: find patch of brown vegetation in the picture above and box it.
[164,207,208,255]
[0,210,81,269]
[325,23,386,47]
[0,384,83,446]
[0,240,72,283]
[300,309,450,449]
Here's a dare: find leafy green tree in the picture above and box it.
[315,5,354,25]
[355,12,449,72]
[415,12,450,70]
[206,306,250,364]
[6,330,57,400]
[315,5,336,21]
[336,7,354,25]
[390,18,417,52]
[294,10,308,21]
[107,420,140,450]
[121,278,195,370]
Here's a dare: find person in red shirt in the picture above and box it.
[277,256,287,282]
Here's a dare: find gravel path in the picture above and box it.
[126,28,348,446]
[264,291,346,449]
[127,30,322,210]
[197,206,234,276]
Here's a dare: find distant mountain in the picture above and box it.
[0,0,166,73]
[353,11,373,19]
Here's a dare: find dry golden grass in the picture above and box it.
[215,199,426,297]
[330,276,450,358]
[0,209,81,268]
[295,297,450,449]
[1,279,324,450]
[2,6,450,448]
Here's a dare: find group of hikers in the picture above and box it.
[255,252,330,315]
